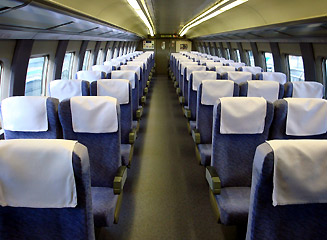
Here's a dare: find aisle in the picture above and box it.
[98,75,237,240]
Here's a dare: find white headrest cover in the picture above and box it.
[50,80,83,102]
[292,82,324,98]
[226,71,252,84]
[285,98,327,136]
[201,80,234,105]
[200,59,214,65]
[220,60,234,64]
[216,66,236,74]
[186,66,206,81]
[1,96,48,132]
[206,62,223,70]
[70,96,118,133]
[247,80,280,102]
[228,62,246,68]
[127,61,143,70]
[97,79,129,104]
[0,139,77,208]
[133,60,147,69]
[220,97,267,134]
[181,62,198,75]
[261,72,287,84]
[91,65,112,73]
[111,70,136,89]
[192,71,216,91]
[267,140,327,206]
[103,61,113,67]
[241,66,262,74]
[120,65,141,80]
[76,71,103,82]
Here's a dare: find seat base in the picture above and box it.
[198,144,212,166]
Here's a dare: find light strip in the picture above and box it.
[140,0,155,33]
[179,0,248,36]
[127,0,155,36]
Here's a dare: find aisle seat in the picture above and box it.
[284,81,324,98]
[50,79,89,102]
[256,72,287,84]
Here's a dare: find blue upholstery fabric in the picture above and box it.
[2,97,63,139]
[0,143,95,240]
[284,82,293,97]
[246,143,327,240]
[58,99,121,188]
[189,120,196,131]
[198,144,212,166]
[90,81,133,144]
[182,69,189,105]
[215,187,251,225]
[239,82,284,99]
[269,99,327,140]
[121,144,132,166]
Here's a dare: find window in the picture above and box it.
[288,55,304,82]
[61,52,74,80]
[97,49,104,65]
[82,50,91,70]
[264,52,274,72]
[247,50,255,66]
[225,48,231,60]
[113,48,118,58]
[0,61,3,86]
[25,56,48,96]
[235,49,241,62]
[217,48,223,58]
[106,48,112,60]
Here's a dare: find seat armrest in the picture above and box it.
[192,129,200,144]
[136,107,143,119]
[184,108,191,119]
[129,129,137,144]
[206,166,221,195]
[113,166,128,195]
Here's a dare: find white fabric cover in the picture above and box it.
[111,70,136,89]
[285,98,327,136]
[0,139,77,208]
[247,81,280,102]
[1,96,48,132]
[228,62,246,68]
[97,79,129,104]
[76,70,103,82]
[267,140,327,206]
[104,61,113,67]
[261,72,287,84]
[206,62,223,70]
[216,66,236,74]
[226,71,252,84]
[220,60,234,64]
[186,66,206,81]
[192,71,217,91]
[50,79,83,102]
[70,96,118,133]
[220,97,267,134]
[181,62,198,76]
[201,80,234,105]
[120,65,141,80]
[133,60,147,70]
[241,66,262,74]
[91,65,112,74]
[127,61,144,71]
[200,59,214,65]
[292,82,324,98]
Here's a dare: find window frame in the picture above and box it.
[82,50,92,70]
[106,48,112,60]
[0,61,3,88]
[225,48,231,60]
[234,49,241,62]
[25,55,49,96]
[287,54,305,82]
[61,52,75,80]
[264,52,274,72]
[97,48,104,65]
[247,50,255,67]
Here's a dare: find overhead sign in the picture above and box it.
[143,40,154,50]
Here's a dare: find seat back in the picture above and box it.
[215,66,236,78]
[1,96,62,139]
[239,81,284,102]
[221,71,253,83]
[211,97,273,188]
[284,81,324,98]
[183,65,206,105]
[256,72,287,84]
[180,62,198,93]
[239,66,262,75]
[206,62,223,71]
[91,79,132,144]
[197,80,239,144]
[59,96,121,188]
[50,79,90,101]
[120,65,143,102]
[76,70,105,82]
[91,65,112,77]
[246,140,327,240]
[227,62,246,68]
[0,139,94,240]
[126,61,145,92]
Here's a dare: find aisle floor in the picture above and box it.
[98,75,241,240]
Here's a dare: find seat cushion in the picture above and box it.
[91,187,118,227]
[121,144,131,166]
[190,121,196,131]
[215,187,251,225]
[198,144,212,166]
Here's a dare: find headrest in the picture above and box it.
[292,82,324,98]
[206,62,223,70]
[76,70,104,82]
[261,72,287,84]
[181,62,198,75]
[120,65,141,80]
[111,70,136,89]
[219,97,267,134]
[186,65,206,81]
[228,62,246,68]
[266,140,327,206]
[50,79,83,102]
[215,66,236,74]
[127,61,144,70]
[247,80,280,102]
[240,66,262,75]
[285,98,327,136]
[70,96,118,133]
[1,96,48,132]
[225,71,252,84]
[0,139,77,208]
[201,80,234,105]
[220,60,234,64]
[91,65,112,74]
[103,61,113,67]
[200,59,214,65]
[97,79,130,104]
[133,60,147,69]
[192,71,217,91]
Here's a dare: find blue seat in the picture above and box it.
[126,61,146,95]
[206,97,273,225]
[1,96,62,139]
[221,71,254,82]
[0,139,95,240]
[215,66,237,79]
[206,62,223,71]
[91,65,113,77]
[256,72,287,84]
[59,96,127,226]
[239,81,284,102]
[76,70,106,82]
[246,140,327,240]
[284,81,324,98]
[50,79,90,101]
[120,65,144,105]
[238,66,263,75]
[178,61,197,96]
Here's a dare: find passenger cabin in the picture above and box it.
[0,0,327,239]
